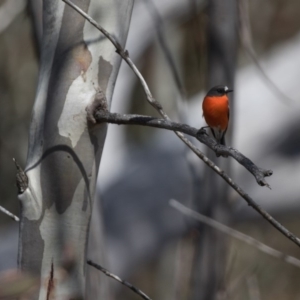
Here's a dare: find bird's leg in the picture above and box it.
[197,126,210,135]
[199,125,210,131]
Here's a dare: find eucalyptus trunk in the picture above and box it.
[18,1,134,298]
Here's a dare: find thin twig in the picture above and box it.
[87,260,152,300]
[0,205,19,222]
[238,0,293,105]
[62,0,162,112]
[0,0,26,34]
[63,0,300,249]
[143,0,187,100]
[246,275,261,300]
[143,0,190,127]
[94,110,272,187]
[170,199,300,268]
[227,267,253,297]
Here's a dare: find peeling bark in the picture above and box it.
[18,1,134,299]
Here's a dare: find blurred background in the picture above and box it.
[1,0,300,299]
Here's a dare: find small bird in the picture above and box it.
[202,85,233,147]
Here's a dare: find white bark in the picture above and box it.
[18,1,134,299]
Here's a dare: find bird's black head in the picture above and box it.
[206,85,233,97]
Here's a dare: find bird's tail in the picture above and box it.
[220,134,226,146]
[211,128,227,157]
[211,128,226,145]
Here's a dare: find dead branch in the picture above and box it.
[0,0,26,34]
[143,0,187,100]
[87,260,152,300]
[0,158,26,221]
[238,0,292,104]
[94,110,272,187]
[0,205,19,222]
[246,275,261,300]
[170,199,300,268]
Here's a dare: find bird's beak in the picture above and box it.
[226,89,233,93]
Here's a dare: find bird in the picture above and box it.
[202,85,233,149]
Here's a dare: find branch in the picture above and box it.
[238,0,293,105]
[143,0,187,100]
[87,260,152,300]
[63,0,300,250]
[0,160,25,222]
[63,0,163,111]
[0,205,19,222]
[246,275,261,300]
[0,0,26,34]
[170,200,300,269]
[94,110,272,187]
[143,0,190,127]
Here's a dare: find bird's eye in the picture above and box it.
[217,89,223,93]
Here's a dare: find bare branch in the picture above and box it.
[87,260,152,300]
[63,0,162,111]
[170,199,300,268]
[0,160,24,222]
[0,0,26,34]
[143,0,187,100]
[0,205,19,222]
[246,275,261,300]
[142,0,190,126]
[94,110,272,187]
[238,0,293,105]
[64,0,300,249]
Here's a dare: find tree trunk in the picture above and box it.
[18,1,134,298]
[191,0,238,299]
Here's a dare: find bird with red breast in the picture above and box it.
[202,85,233,150]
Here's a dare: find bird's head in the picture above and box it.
[206,85,233,97]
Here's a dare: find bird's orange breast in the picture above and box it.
[202,95,229,130]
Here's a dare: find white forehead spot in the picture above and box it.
[224,86,228,91]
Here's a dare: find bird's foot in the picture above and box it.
[215,144,228,158]
[197,126,209,135]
